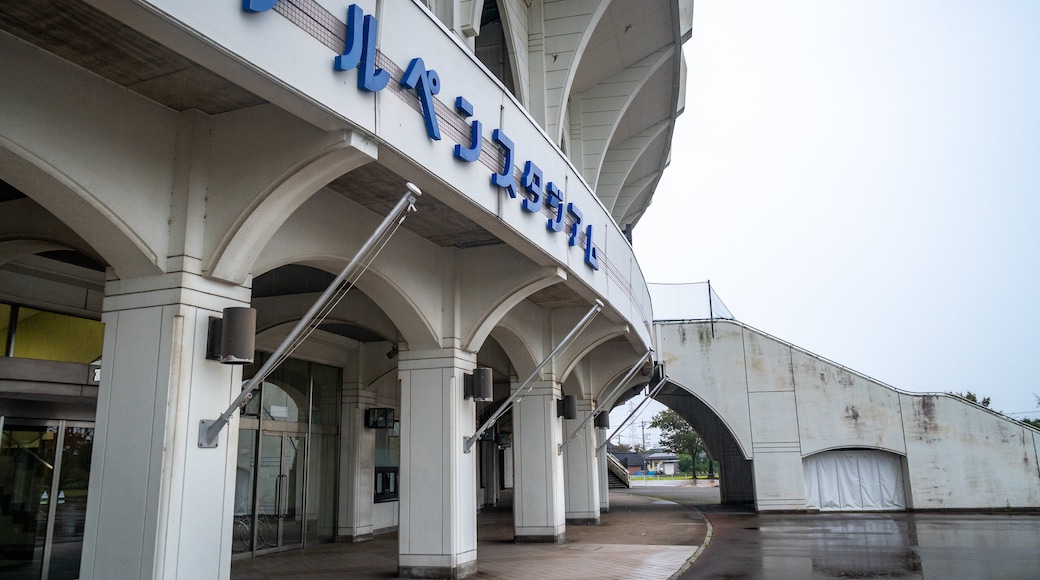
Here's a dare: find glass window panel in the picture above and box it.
[282,435,305,546]
[10,308,104,364]
[374,423,400,468]
[233,429,258,552]
[0,303,11,354]
[241,355,264,418]
[48,427,94,580]
[263,358,307,424]
[256,434,281,550]
[0,424,58,578]
[310,363,339,427]
[306,432,337,544]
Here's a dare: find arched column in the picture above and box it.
[80,272,250,579]
[397,347,478,578]
[511,379,566,543]
[597,423,610,512]
[338,379,377,542]
[563,397,600,524]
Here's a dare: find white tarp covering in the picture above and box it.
[649,282,735,321]
[803,449,906,511]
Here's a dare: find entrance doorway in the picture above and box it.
[0,419,93,580]
[232,357,339,558]
[234,429,307,554]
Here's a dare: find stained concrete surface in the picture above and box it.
[625,486,1040,580]
[230,484,1040,579]
[230,490,706,579]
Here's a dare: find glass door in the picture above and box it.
[231,357,340,559]
[254,431,306,554]
[0,420,93,580]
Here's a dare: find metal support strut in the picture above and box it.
[557,348,651,455]
[596,368,668,453]
[199,183,422,448]
[463,300,604,454]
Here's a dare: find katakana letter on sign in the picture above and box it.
[334,4,390,93]
[454,97,481,161]
[491,129,517,198]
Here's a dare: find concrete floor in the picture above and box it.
[231,485,1040,579]
[230,489,708,579]
[627,487,1040,580]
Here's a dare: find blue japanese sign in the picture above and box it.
[243,1,599,270]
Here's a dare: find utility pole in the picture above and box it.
[641,421,647,452]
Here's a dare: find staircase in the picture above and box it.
[606,470,627,489]
[606,453,630,489]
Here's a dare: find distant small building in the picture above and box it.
[646,451,680,475]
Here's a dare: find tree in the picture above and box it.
[1024,394,1040,429]
[954,391,991,408]
[649,409,703,476]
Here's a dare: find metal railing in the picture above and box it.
[606,452,630,488]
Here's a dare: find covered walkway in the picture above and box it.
[230,490,710,579]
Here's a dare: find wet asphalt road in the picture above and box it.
[622,485,1040,580]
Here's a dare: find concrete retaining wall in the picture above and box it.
[657,319,1040,511]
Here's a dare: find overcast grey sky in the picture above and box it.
[618,0,1040,446]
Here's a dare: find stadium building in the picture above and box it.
[4,2,1038,579]
[0,1,690,577]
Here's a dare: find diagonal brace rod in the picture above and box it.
[557,348,651,455]
[463,300,603,454]
[199,184,422,448]
[596,372,668,453]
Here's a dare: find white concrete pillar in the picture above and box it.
[479,438,500,508]
[597,425,610,512]
[512,380,566,543]
[503,445,514,488]
[397,348,478,578]
[563,400,600,524]
[338,384,376,541]
[80,273,249,580]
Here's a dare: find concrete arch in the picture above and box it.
[587,347,653,405]
[655,379,751,461]
[564,342,650,403]
[250,183,447,352]
[496,0,531,107]
[368,368,399,407]
[461,262,567,353]
[488,314,541,384]
[598,121,670,217]
[655,381,756,505]
[251,254,441,354]
[251,289,398,344]
[208,131,378,284]
[556,319,631,387]
[549,0,611,143]
[0,198,107,268]
[576,48,674,188]
[0,240,68,268]
[0,143,161,278]
[356,270,441,352]
[253,301,395,343]
[593,50,673,177]
[804,445,907,459]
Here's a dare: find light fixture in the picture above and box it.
[594,411,610,429]
[206,307,256,364]
[365,407,395,428]
[557,395,577,420]
[386,345,399,359]
[464,367,494,401]
[495,432,511,449]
